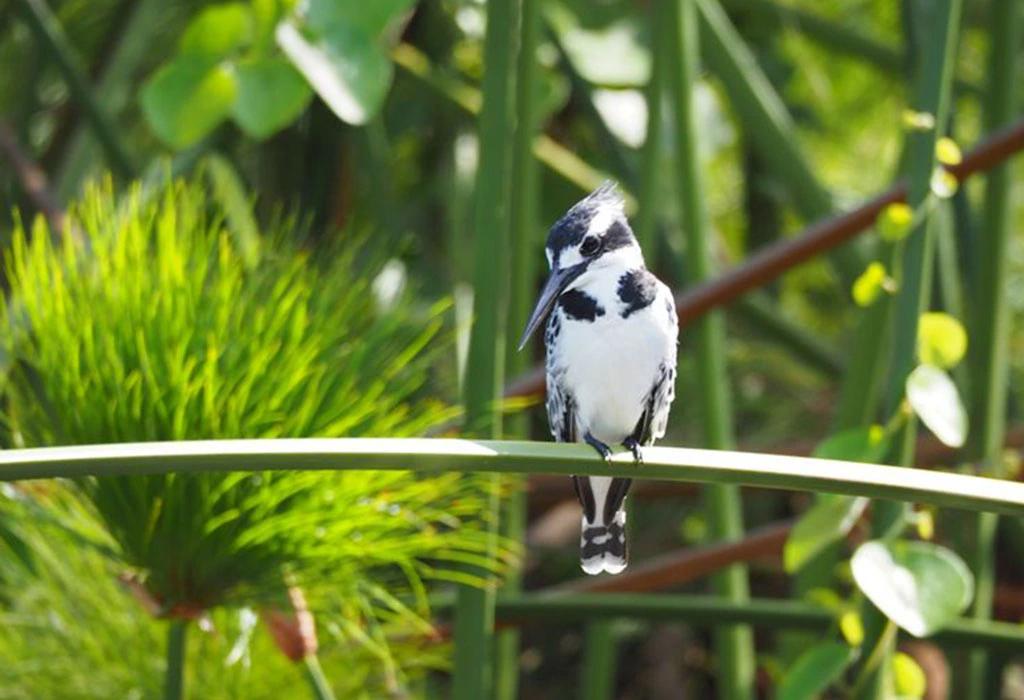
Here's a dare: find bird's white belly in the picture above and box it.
[559,307,671,444]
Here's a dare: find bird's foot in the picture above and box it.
[622,437,644,465]
[584,431,613,461]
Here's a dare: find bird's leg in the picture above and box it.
[584,431,613,461]
[622,436,644,465]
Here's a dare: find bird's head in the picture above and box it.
[518,182,643,349]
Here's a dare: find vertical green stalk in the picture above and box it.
[964,0,1020,696]
[13,0,136,182]
[453,0,519,697]
[858,1,962,697]
[581,621,617,700]
[302,655,337,700]
[163,620,188,700]
[494,0,538,696]
[666,0,753,698]
[634,0,668,255]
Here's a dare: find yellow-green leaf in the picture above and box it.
[935,137,962,166]
[892,651,927,698]
[917,312,967,369]
[179,3,253,59]
[839,610,865,647]
[877,203,914,242]
[853,262,892,307]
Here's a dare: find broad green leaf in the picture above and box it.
[276,21,391,125]
[852,262,892,307]
[851,540,973,637]
[305,0,418,37]
[906,364,968,448]
[778,643,855,700]
[179,3,253,59]
[785,495,869,573]
[917,312,967,369]
[812,425,890,463]
[140,58,239,149]
[232,58,312,138]
[877,203,914,242]
[202,154,261,269]
[892,651,927,698]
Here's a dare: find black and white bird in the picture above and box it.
[519,183,678,575]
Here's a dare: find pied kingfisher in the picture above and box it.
[519,183,678,575]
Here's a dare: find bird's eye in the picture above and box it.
[580,236,601,257]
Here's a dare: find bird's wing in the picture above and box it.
[544,311,576,443]
[635,289,678,445]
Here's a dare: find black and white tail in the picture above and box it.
[574,475,632,575]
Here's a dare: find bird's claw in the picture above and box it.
[622,437,644,465]
[584,431,613,461]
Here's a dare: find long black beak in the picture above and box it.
[517,263,587,350]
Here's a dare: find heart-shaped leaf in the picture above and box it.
[906,364,968,448]
[785,495,869,573]
[232,58,312,138]
[276,21,391,125]
[141,57,239,149]
[179,3,253,59]
[778,643,856,700]
[851,540,973,637]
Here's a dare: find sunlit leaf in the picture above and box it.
[593,89,646,148]
[892,651,927,698]
[901,110,935,131]
[785,495,869,573]
[232,58,312,138]
[546,6,650,87]
[778,643,856,700]
[906,364,968,448]
[877,203,914,242]
[276,21,391,125]
[851,540,973,637]
[140,57,239,149]
[917,312,967,369]
[930,168,959,198]
[179,3,253,59]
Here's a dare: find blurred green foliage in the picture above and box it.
[0,179,508,695]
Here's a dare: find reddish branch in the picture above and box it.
[547,519,792,594]
[0,120,65,231]
[506,120,1024,400]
